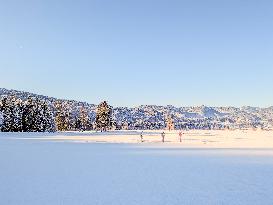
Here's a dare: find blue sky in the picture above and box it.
[0,0,272,107]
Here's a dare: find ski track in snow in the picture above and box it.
[1,131,273,205]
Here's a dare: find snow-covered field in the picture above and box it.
[7,129,273,148]
[1,130,273,205]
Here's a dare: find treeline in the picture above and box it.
[0,96,113,132]
[0,96,55,132]
[54,101,93,131]
[1,95,253,132]
[0,96,228,132]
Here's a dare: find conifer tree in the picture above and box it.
[21,97,56,132]
[22,97,36,132]
[0,96,12,132]
[55,101,70,131]
[0,95,56,132]
[11,98,23,132]
[33,98,43,132]
[42,101,56,132]
[95,101,112,131]
[31,99,55,132]
[79,106,89,131]
[0,111,3,130]
[0,96,23,132]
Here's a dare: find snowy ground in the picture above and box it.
[7,129,273,148]
[1,130,273,205]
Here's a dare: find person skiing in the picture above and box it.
[140,131,144,142]
[179,131,183,143]
[161,131,165,143]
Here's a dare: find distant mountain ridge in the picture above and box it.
[1,88,273,130]
[0,88,94,106]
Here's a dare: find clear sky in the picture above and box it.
[0,0,272,107]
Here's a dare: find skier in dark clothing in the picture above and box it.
[161,131,165,143]
[140,131,144,142]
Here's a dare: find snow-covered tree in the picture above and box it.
[31,98,55,132]
[42,101,56,132]
[55,101,71,131]
[0,96,56,132]
[0,99,4,130]
[0,96,23,132]
[11,98,23,132]
[79,106,89,131]
[22,97,36,132]
[0,111,3,129]
[95,101,112,131]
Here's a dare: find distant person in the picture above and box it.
[179,131,183,143]
[161,131,165,143]
[140,131,144,142]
